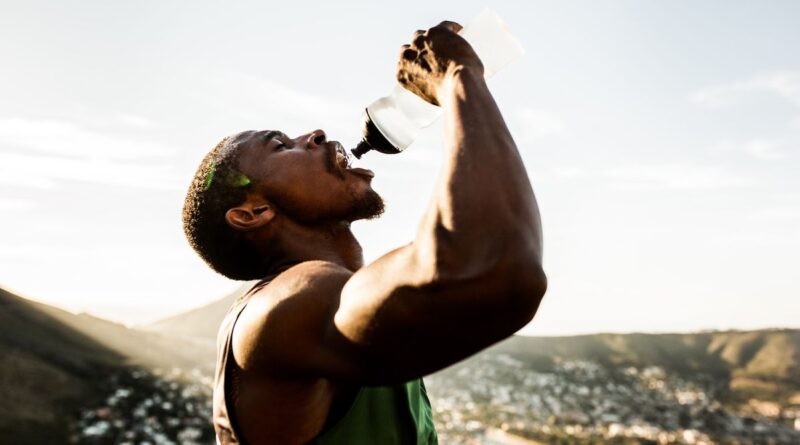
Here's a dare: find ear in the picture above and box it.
[225,201,275,232]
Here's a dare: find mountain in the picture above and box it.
[149,286,799,403]
[148,287,799,385]
[490,330,796,374]
[0,286,120,441]
[143,283,250,340]
[5,281,798,444]
[0,286,216,442]
[471,329,800,405]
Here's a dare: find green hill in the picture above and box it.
[147,288,799,396]
[0,286,217,442]
[0,286,122,441]
[484,330,800,405]
[143,283,249,340]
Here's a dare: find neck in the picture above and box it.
[263,220,364,273]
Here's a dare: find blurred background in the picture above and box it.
[1,0,798,443]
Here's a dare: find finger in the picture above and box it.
[401,47,418,61]
[396,70,409,85]
[435,20,463,34]
[418,57,432,72]
[412,29,425,39]
[412,34,426,49]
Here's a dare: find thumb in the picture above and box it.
[435,20,463,34]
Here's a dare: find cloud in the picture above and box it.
[200,71,360,141]
[690,70,800,109]
[692,72,800,160]
[0,117,189,190]
[0,199,36,211]
[0,117,174,160]
[550,164,584,179]
[512,107,566,142]
[747,207,800,222]
[113,113,155,129]
[602,162,755,191]
[712,138,787,160]
[535,164,585,184]
[65,104,157,130]
[742,140,786,160]
[0,151,186,190]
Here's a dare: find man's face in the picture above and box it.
[236,129,384,224]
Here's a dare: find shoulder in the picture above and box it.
[232,261,353,373]
[251,261,353,313]
[269,261,353,295]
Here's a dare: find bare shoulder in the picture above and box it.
[261,261,353,302]
[232,261,354,375]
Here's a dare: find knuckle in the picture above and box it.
[434,20,462,34]
[401,48,417,61]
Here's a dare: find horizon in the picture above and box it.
[1,0,799,335]
[3,280,798,339]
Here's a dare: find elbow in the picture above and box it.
[501,254,548,326]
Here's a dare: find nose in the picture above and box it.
[306,129,327,150]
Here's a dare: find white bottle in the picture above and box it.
[351,9,525,158]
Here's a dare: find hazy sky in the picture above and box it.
[1,0,798,335]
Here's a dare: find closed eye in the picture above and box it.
[263,134,289,151]
[275,134,293,150]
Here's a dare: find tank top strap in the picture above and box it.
[213,274,279,445]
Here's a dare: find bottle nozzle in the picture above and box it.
[350,140,372,159]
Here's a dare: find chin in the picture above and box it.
[347,189,385,222]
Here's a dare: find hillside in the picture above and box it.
[143,283,250,340]
[141,292,800,444]
[0,286,216,442]
[5,282,798,444]
[492,331,799,377]
[0,286,122,441]
[148,288,799,392]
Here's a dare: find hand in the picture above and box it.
[396,21,484,106]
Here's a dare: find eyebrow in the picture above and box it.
[262,130,280,143]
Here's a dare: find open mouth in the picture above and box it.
[327,140,373,179]
[333,141,352,170]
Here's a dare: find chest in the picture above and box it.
[233,371,337,445]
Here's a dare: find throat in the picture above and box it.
[269,221,364,272]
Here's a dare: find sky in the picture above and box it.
[1,0,798,335]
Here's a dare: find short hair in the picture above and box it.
[182,134,266,280]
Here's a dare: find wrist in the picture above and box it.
[437,64,486,104]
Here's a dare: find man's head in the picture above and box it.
[182,129,384,280]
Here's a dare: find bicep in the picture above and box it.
[332,244,538,384]
[234,248,539,385]
[231,262,364,380]
[231,253,427,383]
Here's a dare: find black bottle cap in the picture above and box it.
[351,140,372,159]
[349,108,403,159]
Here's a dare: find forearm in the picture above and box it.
[413,66,544,280]
[332,28,546,381]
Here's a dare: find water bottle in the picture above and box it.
[351,9,525,159]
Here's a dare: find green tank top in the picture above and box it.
[214,278,439,445]
[312,379,439,445]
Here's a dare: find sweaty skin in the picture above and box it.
[224,21,546,445]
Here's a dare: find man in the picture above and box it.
[183,20,546,445]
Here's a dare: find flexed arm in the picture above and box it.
[335,21,545,377]
[235,22,545,384]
